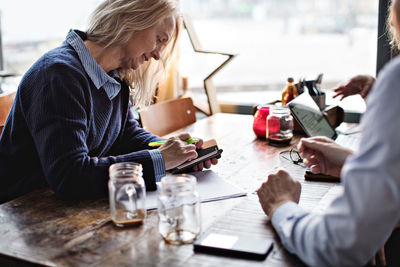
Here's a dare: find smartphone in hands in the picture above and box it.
[170,139,223,174]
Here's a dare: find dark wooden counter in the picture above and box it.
[0,113,342,266]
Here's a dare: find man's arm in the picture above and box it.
[269,174,398,266]
[258,59,400,266]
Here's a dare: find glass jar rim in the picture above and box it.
[160,174,197,193]
[161,174,196,185]
[256,104,274,110]
[269,106,290,114]
[109,162,143,180]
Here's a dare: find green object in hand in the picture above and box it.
[184,138,199,144]
[148,138,199,147]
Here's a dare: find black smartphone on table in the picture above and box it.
[193,231,273,261]
[304,168,340,182]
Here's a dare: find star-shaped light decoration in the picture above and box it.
[182,14,236,115]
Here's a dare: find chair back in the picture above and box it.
[0,90,16,135]
[139,97,196,136]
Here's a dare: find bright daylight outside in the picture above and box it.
[1,0,378,110]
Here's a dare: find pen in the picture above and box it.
[148,138,199,147]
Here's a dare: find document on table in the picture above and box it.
[146,170,246,210]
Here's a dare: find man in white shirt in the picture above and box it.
[257,1,400,266]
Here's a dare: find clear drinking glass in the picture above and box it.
[267,106,294,145]
[157,174,201,245]
[108,162,146,227]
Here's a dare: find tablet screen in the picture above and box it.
[288,93,336,138]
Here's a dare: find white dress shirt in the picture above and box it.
[271,57,400,267]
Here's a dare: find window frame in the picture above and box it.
[0,13,4,71]
[377,0,392,75]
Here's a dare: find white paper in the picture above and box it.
[145,170,246,210]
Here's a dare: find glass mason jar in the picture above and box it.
[157,174,201,245]
[108,162,146,227]
[266,106,294,145]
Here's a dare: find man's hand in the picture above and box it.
[297,136,353,177]
[333,75,375,100]
[257,169,301,218]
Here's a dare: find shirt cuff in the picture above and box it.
[148,149,166,182]
[271,202,304,227]
[271,201,309,253]
[272,201,308,236]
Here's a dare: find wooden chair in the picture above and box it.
[0,90,16,136]
[139,97,196,136]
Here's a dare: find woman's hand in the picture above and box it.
[159,132,198,170]
[190,138,218,171]
[159,133,218,171]
[297,136,354,177]
[333,75,375,100]
[192,158,218,172]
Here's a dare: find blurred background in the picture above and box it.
[0,0,378,111]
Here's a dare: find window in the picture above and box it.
[179,0,378,108]
[1,0,102,75]
[1,0,379,112]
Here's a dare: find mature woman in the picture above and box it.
[257,1,400,266]
[0,0,216,203]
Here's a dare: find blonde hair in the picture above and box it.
[388,0,400,50]
[86,0,181,107]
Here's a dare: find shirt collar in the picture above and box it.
[65,29,121,100]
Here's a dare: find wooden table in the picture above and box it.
[0,113,342,266]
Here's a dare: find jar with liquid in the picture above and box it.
[158,174,201,245]
[108,162,146,227]
[266,106,293,145]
